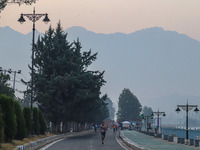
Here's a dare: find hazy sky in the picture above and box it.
[1,0,200,41]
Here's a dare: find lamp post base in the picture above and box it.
[185,139,189,145]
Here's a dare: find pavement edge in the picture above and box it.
[118,130,148,150]
[16,130,93,150]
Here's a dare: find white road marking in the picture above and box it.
[115,132,128,150]
[38,139,65,150]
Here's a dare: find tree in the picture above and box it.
[32,107,40,135]
[14,100,26,140]
[0,73,14,98]
[32,22,106,130]
[0,94,17,142]
[90,94,109,124]
[117,88,142,121]
[142,106,153,125]
[142,106,153,116]
[105,98,115,120]
[0,0,36,13]
[23,107,32,136]
[38,110,46,134]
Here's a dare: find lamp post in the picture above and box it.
[175,101,199,141]
[18,8,50,111]
[151,110,166,134]
[0,67,21,91]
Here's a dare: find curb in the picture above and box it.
[119,130,148,150]
[16,130,93,150]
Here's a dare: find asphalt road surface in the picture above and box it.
[41,129,126,150]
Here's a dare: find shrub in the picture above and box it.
[23,107,32,136]
[14,101,27,140]
[0,105,4,144]
[0,95,17,142]
[32,107,40,135]
[38,110,46,134]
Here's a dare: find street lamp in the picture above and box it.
[18,8,50,111]
[0,67,21,91]
[175,101,199,141]
[151,110,166,134]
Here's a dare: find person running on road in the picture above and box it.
[113,124,116,133]
[94,123,98,133]
[100,122,107,144]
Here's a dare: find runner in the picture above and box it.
[113,124,116,133]
[94,123,98,133]
[100,122,107,144]
[92,123,95,132]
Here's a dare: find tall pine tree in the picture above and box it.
[117,88,142,121]
[33,22,107,129]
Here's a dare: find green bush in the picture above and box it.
[0,105,4,144]
[38,110,46,134]
[14,101,26,140]
[23,107,32,136]
[0,95,17,142]
[32,107,40,135]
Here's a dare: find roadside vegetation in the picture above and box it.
[0,23,110,149]
[0,94,48,149]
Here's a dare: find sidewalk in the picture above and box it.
[121,130,200,150]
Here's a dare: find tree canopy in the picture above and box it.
[32,23,108,127]
[105,97,115,120]
[117,88,142,121]
[0,0,36,12]
[0,73,14,98]
[142,106,153,116]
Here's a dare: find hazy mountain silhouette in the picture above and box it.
[65,26,200,109]
[1,26,200,117]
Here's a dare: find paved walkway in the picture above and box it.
[121,130,200,150]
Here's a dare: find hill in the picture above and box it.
[1,26,200,120]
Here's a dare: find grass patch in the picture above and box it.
[0,143,16,150]
[0,134,55,150]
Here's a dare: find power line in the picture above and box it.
[20,73,28,81]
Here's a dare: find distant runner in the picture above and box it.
[113,124,116,133]
[94,123,98,133]
[92,123,97,133]
[100,122,107,144]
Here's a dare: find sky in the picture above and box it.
[1,0,200,41]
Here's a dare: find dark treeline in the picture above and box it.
[32,22,108,132]
[0,94,46,143]
[0,22,109,141]
[0,63,46,143]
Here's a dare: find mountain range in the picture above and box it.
[1,26,200,123]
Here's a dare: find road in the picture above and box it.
[41,129,127,150]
